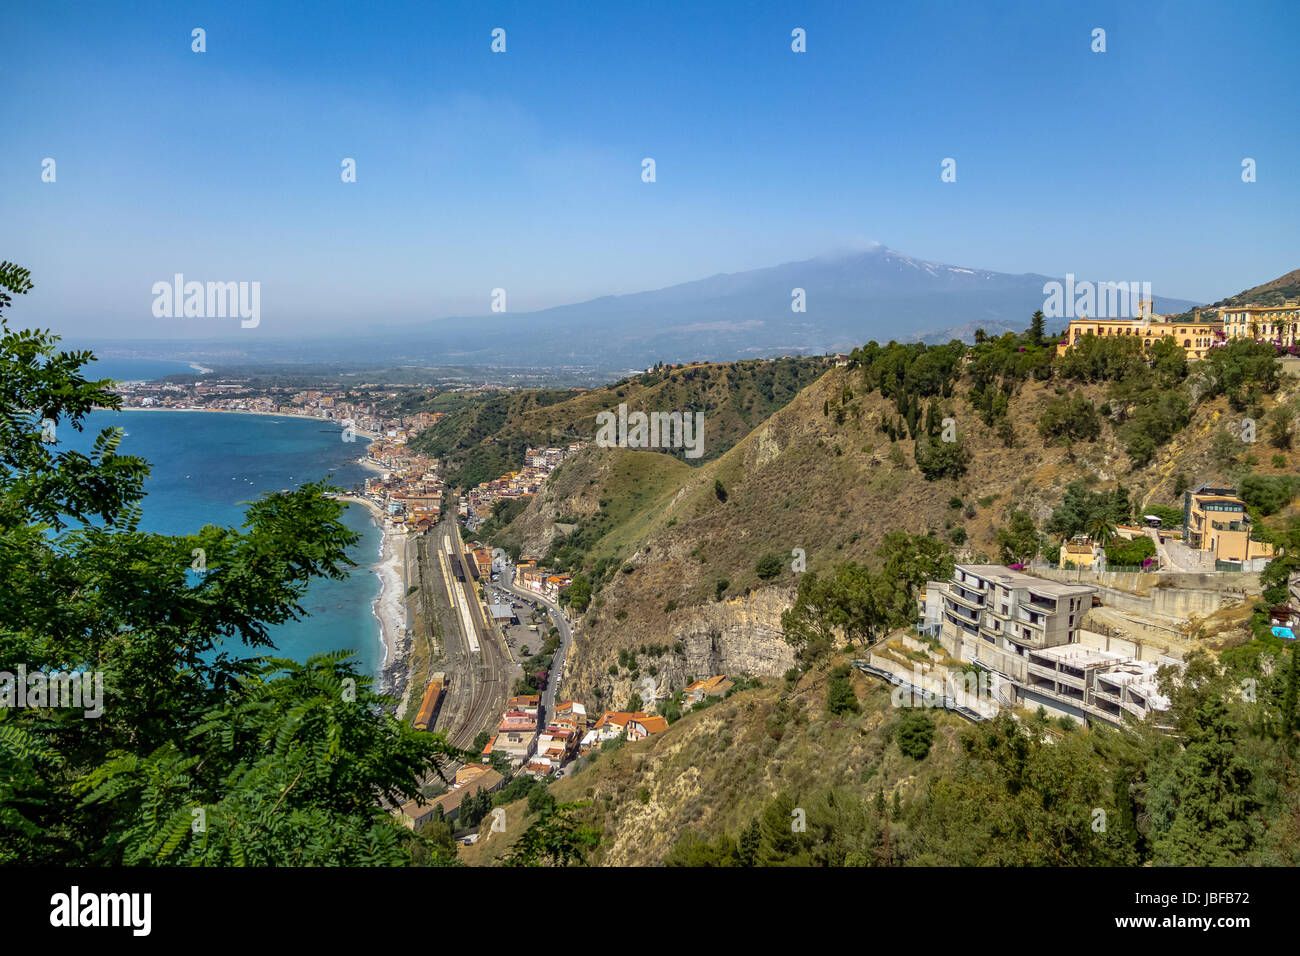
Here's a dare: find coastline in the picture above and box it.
[336,493,411,704]
[114,405,381,441]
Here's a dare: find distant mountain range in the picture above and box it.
[94,245,1203,372]
[347,245,1198,368]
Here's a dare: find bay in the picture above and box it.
[60,409,385,678]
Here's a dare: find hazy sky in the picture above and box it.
[5,0,1298,342]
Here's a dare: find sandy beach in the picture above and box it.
[336,493,411,703]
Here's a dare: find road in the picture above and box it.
[494,553,575,722]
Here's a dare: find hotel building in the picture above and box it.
[1055,300,1222,360]
[1219,300,1300,348]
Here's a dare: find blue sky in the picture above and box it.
[4,0,1298,341]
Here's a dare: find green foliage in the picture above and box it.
[878,530,954,602]
[914,435,970,481]
[1239,473,1300,517]
[503,801,600,867]
[1196,339,1281,409]
[826,665,860,716]
[566,572,592,612]
[895,710,935,759]
[995,510,1042,564]
[755,552,784,580]
[1144,504,1185,527]
[780,563,910,664]
[1260,515,1300,604]
[1045,480,1133,540]
[1105,535,1155,567]
[1037,391,1103,449]
[713,479,728,502]
[0,265,460,866]
[1056,333,1147,384]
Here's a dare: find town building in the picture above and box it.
[939,565,1096,683]
[583,710,667,747]
[626,715,669,740]
[395,765,504,830]
[1220,299,1300,347]
[1183,485,1275,570]
[682,675,733,706]
[1059,537,1106,570]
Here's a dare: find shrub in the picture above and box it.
[895,710,935,760]
[755,552,784,580]
[826,664,860,716]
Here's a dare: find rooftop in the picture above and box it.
[955,564,1095,597]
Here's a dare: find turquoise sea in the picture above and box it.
[62,409,385,677]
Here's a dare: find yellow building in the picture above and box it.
[1055,299,1221,360]
[1219,300,1300,347]
[1059,537,1104,569]
[1057,313,1222,359]
[1183,485,1274,568]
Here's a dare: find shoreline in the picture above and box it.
[336,493,411,703]
[113,405,382,441]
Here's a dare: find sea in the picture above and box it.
[60,403,386,679]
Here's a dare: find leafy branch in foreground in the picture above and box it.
[503,801,600,867]
[0,262,456,865]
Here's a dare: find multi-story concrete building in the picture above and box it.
[939,565,1096,683]
[1021,645,1174,727]
[1220,299,1300,347]
[1183,485,1274,569]
[937,564,1179,727]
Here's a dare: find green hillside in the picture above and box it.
[406,357,826,488]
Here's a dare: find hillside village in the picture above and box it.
[373,282,1300,864]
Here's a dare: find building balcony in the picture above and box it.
[947,586,985,611]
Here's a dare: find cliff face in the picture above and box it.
[563,587,796,708]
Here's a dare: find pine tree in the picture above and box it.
[737,818,761,867]
[1030,309,1045,346]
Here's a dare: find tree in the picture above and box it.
[914,435,969,481]
[1037,391,1102,452]
[713,479,728,502]
[878,530,954,603]
[826,665,860,716]
[566,572,592,612]
[1029,310,1045,347]
[1266,403,1294,449]
[1046,480,1132,540]
[755,552,784,580]
[780,572,841,662]
[895,710,935,759]
[1148,653,1258,865]
[0,263,459,866]
[1088,514,1117,547]
[995,511,1042,564]
[503,801,600,867]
